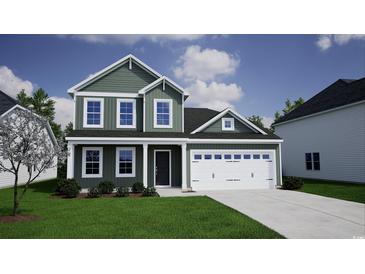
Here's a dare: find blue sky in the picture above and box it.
[0,34,364,127]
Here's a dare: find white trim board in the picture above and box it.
[75,91,140,98]
[67,54,162,94]
[154,149,171,187]
[138,76,186,95]
[191,108,267,135]
[273,100,365,127]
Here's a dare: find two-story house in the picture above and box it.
[65,54,283,191]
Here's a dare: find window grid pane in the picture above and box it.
[119,149,133,174]
[87,101,101,125]
[85,150,100,174]
[156,101,170,126]
[119,102,134,126]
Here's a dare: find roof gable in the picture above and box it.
[274,77,365,125]
[0,90,17,116]
[202,113,257,133]
[190,108,268,135]
[138,76,187,96]
[68,54,161,94]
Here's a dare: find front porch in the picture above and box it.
[66,141,188,190]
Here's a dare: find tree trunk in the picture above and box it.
[12,175,19,216]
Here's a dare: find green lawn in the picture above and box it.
[0,180,283,239]
[298,179,365,204]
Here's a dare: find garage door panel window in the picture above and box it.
[253,154,260,159]
[204,154,212,160]
[224,154,232,160]
[244,154,251,159]
[214,154,222,160]
[194,154,202,160]
[262,154,270,159]
[234,154,241,160]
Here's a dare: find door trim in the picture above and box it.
[154,149,171,187]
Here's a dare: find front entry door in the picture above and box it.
[155,151,170,186]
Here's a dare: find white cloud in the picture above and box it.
[262,116,274,128]
[316,34,365,51]
[51,97,74,129]
[316,35,332,51]
[186,80,243,110]
[0,66,33,98]
[174,45,240,82]
[66,34,205,46]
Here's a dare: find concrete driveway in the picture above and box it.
[202,189,365,239]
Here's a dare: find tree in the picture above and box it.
[273,97,305,126]
[0,109,67,216]
[57,122,74,179]
[16,88,62,139]
[247,115,264,128]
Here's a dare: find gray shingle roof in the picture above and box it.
[0,90,17,116]
[274,77,365,125]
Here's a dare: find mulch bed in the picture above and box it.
[50,192,146,199]
[0,215,41,224]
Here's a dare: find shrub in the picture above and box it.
[98,181,115,194]
[132,182,144,193]
[115,187,130,197]
[55,179,67,195]
[87,187,101,198]
[61,179,81,198]
[282,176,303,190]
[143,187,158,197]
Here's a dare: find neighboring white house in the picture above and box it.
[0,90,58,188]
[273,78,365,183]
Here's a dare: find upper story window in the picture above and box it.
[82,147,103,178]
[117,99,136,128]
[222,117,235,131]
[83,98,104,128]
[154,99,172,128]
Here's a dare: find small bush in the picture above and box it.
[61,179,81,198]
[132,182,144,193]
[87,187,101,198]
[143,187,158,197]
[55,179,67,195]
[116,187,130,197]
[98,181,115,194]
[282,176,303,190]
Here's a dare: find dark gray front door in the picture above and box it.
[155,151,170,186]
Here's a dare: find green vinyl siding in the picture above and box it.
[203,113,254,133]
[186,143,281,188]
[74,145,143,188]
[75,96,143,131]
[145,83,183,132]
[147,145,182,187]
[79,61,157,93]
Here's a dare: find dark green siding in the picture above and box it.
[79,61,157,93]
[147,145,182,187]
[74,145,143,188]
[203,113,254,133]
[75,96,143,131]
[74,144,182,188]
[186,143,281,188]
[145,83,183,132]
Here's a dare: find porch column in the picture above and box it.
[143,144,148,187]
[181,143,187,191]
[66,142,75,179]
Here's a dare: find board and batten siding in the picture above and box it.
[144,83,183,132]
[79,61,157,93]
[75,96,143,131]
[203,113,254,133]
[275,102,365,183]
[186,143,281,188]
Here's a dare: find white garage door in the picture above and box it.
[190,150,276,190]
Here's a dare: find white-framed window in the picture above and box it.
[115,147,136,177]
[116,98,136,128]
[222,117,235,131]
[154,99,172,128]
[83,98,104,128]
[82,147,103,178]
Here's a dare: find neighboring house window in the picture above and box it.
[83,98,104,128]
[116,147,136,177]
[222,117,235,131]
[82,147,103,178]
[313,152,320,170]
[154,99,172,128]
[305,153,312,170]
[117,99,136,128]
